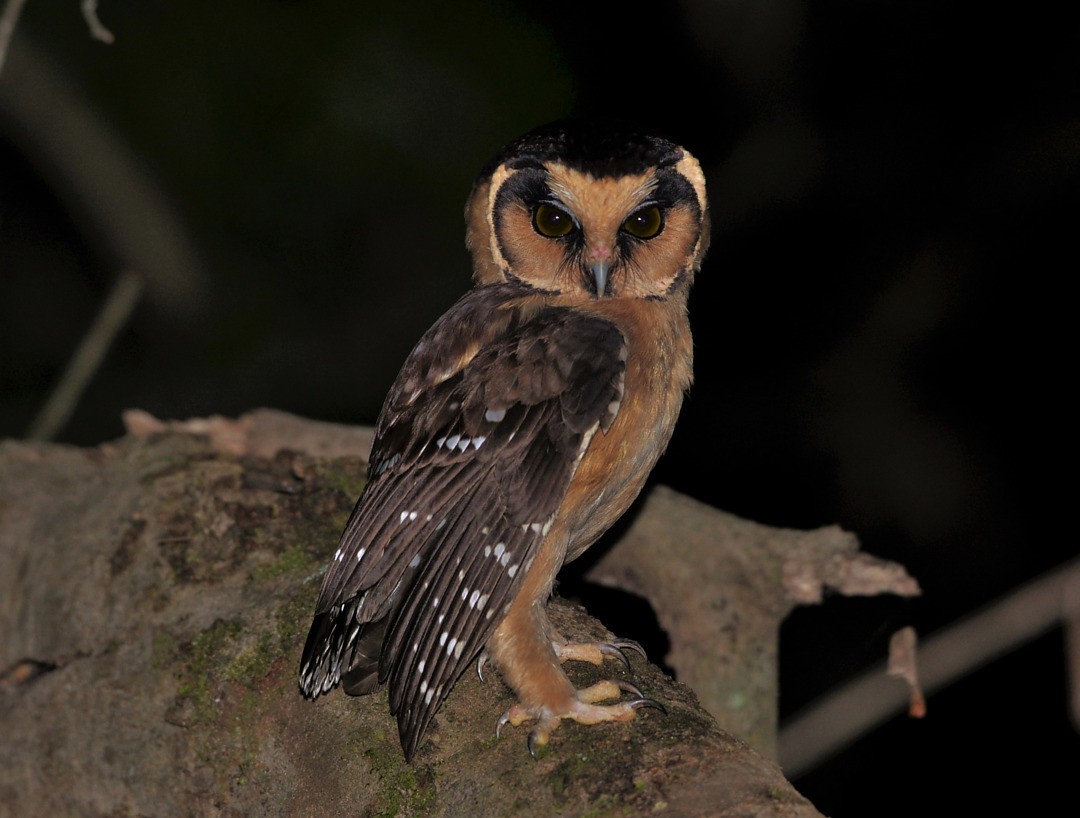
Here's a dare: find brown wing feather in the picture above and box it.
[298,282,626,759]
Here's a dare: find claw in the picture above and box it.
[597,643,632,673]
[496,711,510,738]
[628,697,667,715]
[527,729,541,759]
[609,638,648,661]
[476,652,489,683]
[611,678,644,699]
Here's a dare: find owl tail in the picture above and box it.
[298,597,387,699]
[341,617,387,696]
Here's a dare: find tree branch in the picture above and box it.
[0,0,28,77]
[0,416,824,817]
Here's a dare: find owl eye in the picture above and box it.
[533,204,576,238]
[622,206,663,239]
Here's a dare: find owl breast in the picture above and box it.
[558,295,693,561]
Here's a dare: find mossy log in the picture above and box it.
[0,412,867,817]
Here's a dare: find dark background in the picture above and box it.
[1,1,1076,814]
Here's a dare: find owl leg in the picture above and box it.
[489,575,663,755]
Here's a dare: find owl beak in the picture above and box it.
[589,259,611,298]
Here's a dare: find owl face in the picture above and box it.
[466,121,709,300]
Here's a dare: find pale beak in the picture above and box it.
[590,259,610,298]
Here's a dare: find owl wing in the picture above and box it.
[298,282,626,758]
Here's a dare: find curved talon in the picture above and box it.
[628,697,667,715]
[476,652,489,683]
[611,678,644,698]
[609,638,648,661]
[496,711,510,738]
[597,643,633,673]
[527,729,542,759]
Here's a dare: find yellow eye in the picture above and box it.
[622,206,663,239]
[533,204,575,238]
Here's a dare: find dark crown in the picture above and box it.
[479,119,684,181]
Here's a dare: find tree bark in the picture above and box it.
[586,485,920,758]
[0,411,902,817]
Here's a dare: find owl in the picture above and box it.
[299,120,709,759]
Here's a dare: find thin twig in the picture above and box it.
[1065,570,1080,731]
[0,0,28,77]
[778,556,1080,777]
[26,269,145,441]
[81,0,113,44]
[886,626,926,718]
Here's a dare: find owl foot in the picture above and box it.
[552,638,648,673]
[481,639,644,682]
[496,679,665,758]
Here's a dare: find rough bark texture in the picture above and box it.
[587,487,920,757]
[0,413,847,817]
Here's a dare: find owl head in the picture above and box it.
[465,120,710,301]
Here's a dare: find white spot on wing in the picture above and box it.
[439,631,448,646]
[485,408,506,423]
[447,637,457,656]
[508,564,519,578]
[375,452,402,475]
[469,590,480,608]
[356,547,366,561]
